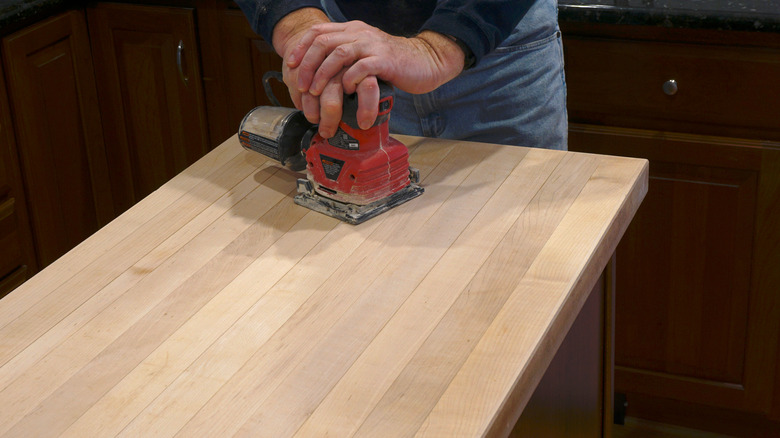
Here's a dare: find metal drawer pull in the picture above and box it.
[663,79,678,96]
[177,40,189,86]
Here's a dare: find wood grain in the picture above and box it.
[0,135,647,437]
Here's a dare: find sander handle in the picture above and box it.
[341,79,394,130]
[263,70,394,132]
[262,71,285,107]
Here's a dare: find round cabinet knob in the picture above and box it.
[663,79,678,96]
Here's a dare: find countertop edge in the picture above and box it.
[558,4,780,33]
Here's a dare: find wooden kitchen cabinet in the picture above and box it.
[0,1,278,295]
[87,2,210,214]
[0,61,37,298]
[197,0,293,146]
[562,23,780,435]
[2,10,115,270]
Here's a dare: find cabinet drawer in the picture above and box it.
[564,37,780,135]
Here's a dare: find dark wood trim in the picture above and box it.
[603,255,616,438]
[625,392,780,436]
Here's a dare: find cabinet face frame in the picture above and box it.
[2,10,113,269]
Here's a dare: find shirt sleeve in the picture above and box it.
[420,0,536,65]
[234,0,324,45]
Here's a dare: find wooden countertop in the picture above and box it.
[0,135,648,437]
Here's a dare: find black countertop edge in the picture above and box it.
[2,0,780,38]
[558,4,780,33]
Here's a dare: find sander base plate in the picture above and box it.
[294,179,424,225]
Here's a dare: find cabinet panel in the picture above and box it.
[0,59,37,298]
[616,162,755,384]
[2,10,113,268]
[0,59,35,298]
[0,54,37,298]
[198,2,293,146]
[569,125,780,418]
[88,3,209,213]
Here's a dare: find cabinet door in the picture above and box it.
[88,3,209,214]
[0,60,37,297]
[2,10,114,269]
[198,1,293,146]
[569,125,780,419]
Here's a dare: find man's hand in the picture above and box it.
[286,21,466,133]
[271,8,328,108]
[272,9,375,138]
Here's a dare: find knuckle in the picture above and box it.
[312,34,330,49]
[322,100,341,114]
[333,45,351,58]
[357,108,374,119]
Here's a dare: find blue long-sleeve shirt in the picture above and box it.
[235,0,536,65]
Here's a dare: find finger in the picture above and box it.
[355,77,379,130]
[281,67,303,109]
[297,33,358,93]
[286,22,349,67]
[318,77,344,138]
[301,92,320,124]
[309,43,362,96]
[342,56,385,95]
[290,88,303,110]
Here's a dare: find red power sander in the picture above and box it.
[238,78,423,225]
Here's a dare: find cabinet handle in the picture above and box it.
[663,79,678,96]
[177,40,189,86]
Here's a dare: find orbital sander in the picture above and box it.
[238,78,423,225]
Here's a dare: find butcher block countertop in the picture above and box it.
[0,135,648,437]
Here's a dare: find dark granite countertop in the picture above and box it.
[0,0,74,34]
[559,0,780,32]
[1,0,779,37]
